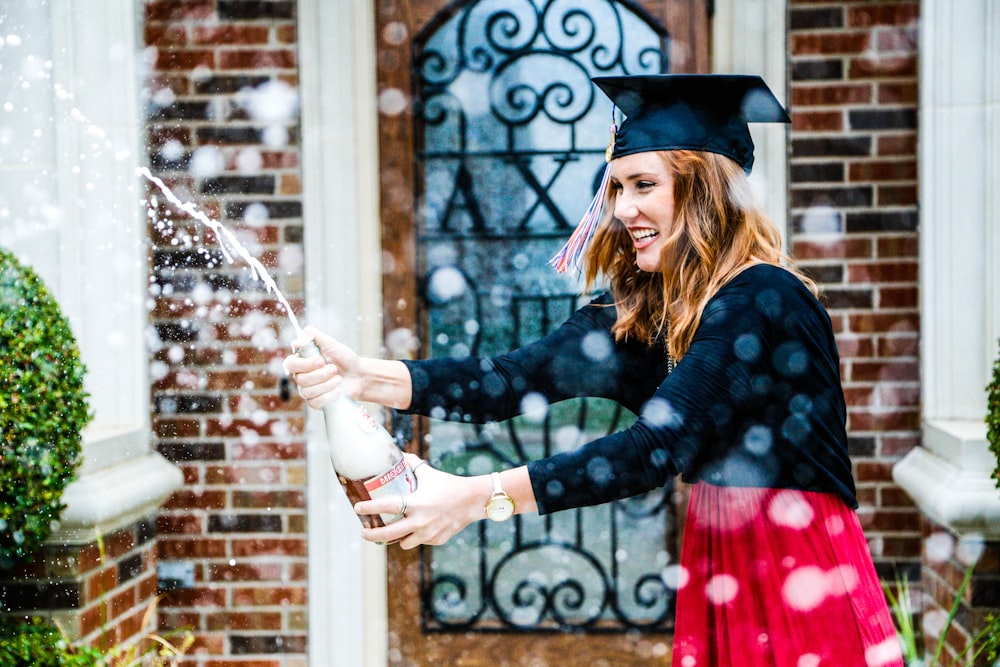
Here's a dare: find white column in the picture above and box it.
[51,0,150,442]
[1,0,181,541]
[893,0,1000,537]
[298,1,387,665]
[712,0,789,241]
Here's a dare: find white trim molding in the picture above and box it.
[298,1,387,666]
[894,0,1000,534]
[51,450,184,544]
[893,421,1000,538]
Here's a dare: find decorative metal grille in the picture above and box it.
[412,0,676,633]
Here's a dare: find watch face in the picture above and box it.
[486,495,515,522]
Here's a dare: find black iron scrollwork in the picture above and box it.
[414,0,675,634]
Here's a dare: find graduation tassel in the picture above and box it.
[549,122,617,275]
[549,162,611,274]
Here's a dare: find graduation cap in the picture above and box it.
[550,74,789,274]
[594,74,789,173]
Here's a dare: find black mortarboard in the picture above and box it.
[593,74,790,174]
[550,74,789,274]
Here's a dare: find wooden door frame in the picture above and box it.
[375,2,708,665]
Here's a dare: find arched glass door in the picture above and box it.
[377,1,710,663]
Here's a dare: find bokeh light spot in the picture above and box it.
[782,566,826,611]
[705,573,739,605]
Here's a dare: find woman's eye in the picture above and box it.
[637,180,655,190]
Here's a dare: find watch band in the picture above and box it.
[485,471,515,522]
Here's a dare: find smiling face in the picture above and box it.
[609,152,676,273]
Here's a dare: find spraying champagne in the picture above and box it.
[296,340,416,528]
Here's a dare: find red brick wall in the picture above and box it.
[788,0,922,580]
[142,1,308,665]
[920,518,1000,666]
[0,518,160,654]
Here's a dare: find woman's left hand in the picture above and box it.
[355,453,491,549]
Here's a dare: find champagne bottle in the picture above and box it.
[297,340,415,528]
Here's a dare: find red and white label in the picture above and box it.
[363,459,418,497]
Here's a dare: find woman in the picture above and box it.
[285,74,903,666]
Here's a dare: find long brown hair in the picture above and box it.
[582,150,817,359]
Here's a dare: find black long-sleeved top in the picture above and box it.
[401,264,856,514]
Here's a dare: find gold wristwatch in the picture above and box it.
[484,471,515,522]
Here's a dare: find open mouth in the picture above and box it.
[630,229,660,246]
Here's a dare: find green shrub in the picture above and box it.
[0,248,92,569]
[0,616,103,666]
[988,339,1000,489]
[977,613,1000,663]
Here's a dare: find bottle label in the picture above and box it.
[355,405,379,434]
[363,458,417,498]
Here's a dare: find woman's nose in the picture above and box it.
[614,194,635,222]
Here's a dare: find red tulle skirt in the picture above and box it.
[672,482,904,667]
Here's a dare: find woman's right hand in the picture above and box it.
[282,326,362,409]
